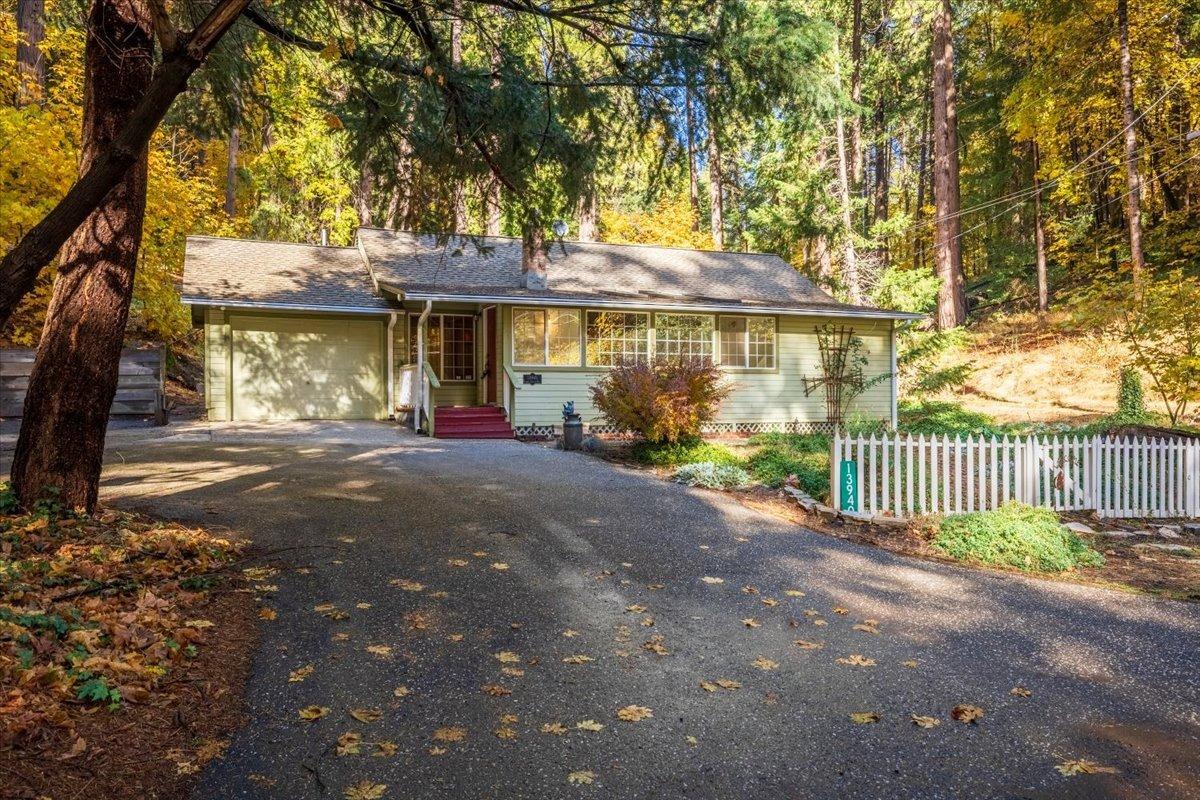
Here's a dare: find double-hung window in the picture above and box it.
[654,313,714,361]
[718,315,776,370]
[512,307,582,366]
[585,311,650,366]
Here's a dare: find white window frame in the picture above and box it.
[584,310,651,368]
[654,312,716,361]
[511,306,583,368]
[717,314,777,371]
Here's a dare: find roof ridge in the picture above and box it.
[356,227,783,258]
[186,234,358,252]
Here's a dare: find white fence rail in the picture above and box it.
[830,433,1200,520]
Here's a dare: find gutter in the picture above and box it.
[382,286,923,322]
[180,297,396,316]
[386,312,397,419]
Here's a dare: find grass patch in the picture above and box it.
[630,437,743,468]
[932,502,1105,572]
[744,432,830,498]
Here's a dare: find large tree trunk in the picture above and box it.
[685,82,701,230]
[931,0,965,329]
[849,0,863,189]
[832,39,860,304]
[356,156,374,227]
[224,125,239,216]
[15,0,46,105]
[10,0,154,512]
[705,79,724,250]
[914,85,930,271]
[577,181,597,242]
[1117,0,1145,278]
[450,4,466,233]
[1031,141,1049,313]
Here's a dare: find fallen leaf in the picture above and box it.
[576,719,604,732]
[642,637,669,656]
[793,639,824,650]
[428,591,448,600]
[804,609,820,617]
[1056,759,1118,776]
[833,607,849,615]
[616,705,653,722]
[259,607,278,621]
[446,633,464,643]
[349,708,383,723]
[951,704,984,724]
[902,660,918,668]
[428,746,447,756]
[500,714,519,724]
[356,602,372,610]
[289,665,315,683]
[374,741,398,757]
[332,632,351,642]
[853,623,879,634]
[761,598,780,607]
[784,590,806,597]
[501,667,525,677]
[647,583,665,590]
[742,618,761,628]
[562,654,595,664]
[752,657,779,671]
[366,645,393,658]
[494,651,520,663]
[625,604,648,614]
[344,780,386,800]
[741,585,760,595]
[836,654,876,667]
[850,712,881,724]
[447,559,470,567]
[482,684,512,697]
[248,774,277,788]
[640,616,654,627]
[562,629,581,638]
[495,726,518,740]
[299,705,330,721]
[686,735,699,746]
[812,619,828,626]
[432,726,467,743]
[491,562,510,571]
[390,579,425,592]
[405,612,430,631]
[393,686,410,698]
[1010,687,1032,697]
[472,551,489,557]
[338,537,357,544]
[701,576,724,584]
[337,732,363,755]
[567,770,596,785]
[184,619,214,629]
[541,722,569,735]
[911,715,941,728]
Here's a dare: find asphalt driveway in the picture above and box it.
[93,423,1200,799]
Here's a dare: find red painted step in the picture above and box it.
[433,406,514,439]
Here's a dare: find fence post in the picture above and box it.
[1188,440,1198,519]
[830,432,841,511]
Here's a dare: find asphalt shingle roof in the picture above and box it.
[181,236,390,311]
[356,228,855,311]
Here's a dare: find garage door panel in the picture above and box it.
[231,315,384,421]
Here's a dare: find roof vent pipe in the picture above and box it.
[320,227,328,247]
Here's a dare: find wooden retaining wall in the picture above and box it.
[1,346,167,422]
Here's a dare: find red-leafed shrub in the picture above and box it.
[590,358,731,443]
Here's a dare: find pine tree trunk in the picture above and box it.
[386,137,412,230]
[931,0,965,329]
[1117,0,1145,278]
[914,85,930,271]
[483,178,502,236]
[705,80,724,251]
[11,0,154,513]
[577,181,597,242]
[831,39,860,304]
[686,83,701,230]
[357,157,374,227]
[849,0,863,189]
[224,125,239,216]
[15,0,46,105]
[450,4,466,233]
[1031,141,1049,313]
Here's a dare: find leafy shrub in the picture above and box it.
[590,358,731,443]
[745,432,830,497]
[933,502,1105,573]
[898,400,1014,437]
[675,462,752,490]
[1114,366,1151,423]
[631,437,742,468]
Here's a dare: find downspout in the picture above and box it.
[386,311,397,420]
[416,300,432,432]
[890,320,900,430]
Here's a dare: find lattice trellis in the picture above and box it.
[802,324,866,427]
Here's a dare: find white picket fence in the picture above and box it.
[830,433,1200,520]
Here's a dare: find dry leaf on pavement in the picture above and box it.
[951,704,984,724]
[911,715,941,729]
[1056,759,1118,776]
[850,712,881,724]
[344,780,386,800]
[349,708,383,723]
[836,654,876,667]
[616,705,653,722]
[298,705,330,721]
[567,771,596,785]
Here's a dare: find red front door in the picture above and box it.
[485,307,498,405]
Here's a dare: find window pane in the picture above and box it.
[411,316,444,378]
[441,316,475,381]
[747,317,776,369]
[718,316,747,367]
[513,308,546,365]
[655,313,714,361]
[547,309,581,366]
[586,311,649,366]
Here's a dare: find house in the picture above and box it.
[181,229,920,438]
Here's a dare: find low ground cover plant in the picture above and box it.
[745,432,831,498]
[932,502,1104,572]
[674,462,752,490]
[630,437,742,467]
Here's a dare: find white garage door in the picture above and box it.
[230,314,385,421]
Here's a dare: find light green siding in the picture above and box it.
[500,306,895,430]
[203,308,231,421]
